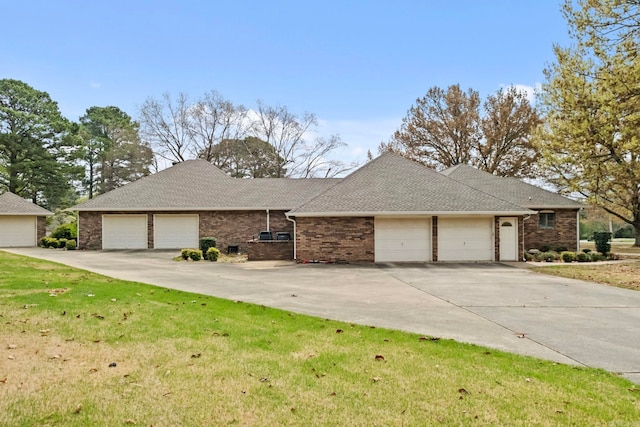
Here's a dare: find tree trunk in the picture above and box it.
[635,224,640,248]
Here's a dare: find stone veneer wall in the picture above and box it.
[37,216,47,243]
[246,240,294,261]
[78,210,292,251]
[295,217,374,263]
[524,209,579,251]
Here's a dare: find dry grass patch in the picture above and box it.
[1,251,638,426]
[531,261,640,291]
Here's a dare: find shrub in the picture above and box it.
[200,237,217,259]
[593,231,612,255]
[189,249,203,261]
[181,249,191,260]
[590,253,605,262]
[540,251,559,262]
[524,252,534,262]
[51,222,77,239]
[65,239,77,250]
[582,249,591,254]
[40,236,59,248]
[539,245,551,253]
[554,246,568,253]
[57,238,68,249]
[576,252,591,263]
[206,247,221,261]
[561,251,576,263]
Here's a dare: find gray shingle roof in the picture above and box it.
[0,192,53,215]
[441,164,582,209]
[71,159,340,211]
[288,153,535,216]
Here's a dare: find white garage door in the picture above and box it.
[102,215,148,249]
[0,216,36,247]
[438,217,493,261]
[154,214,199,249]
[375,217,431,262]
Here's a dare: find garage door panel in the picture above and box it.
[375,218,431,262]
[438,217,493,261]
[103,215,148,249]
[0,216,36,247]
[154,215,199,249]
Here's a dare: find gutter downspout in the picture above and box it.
[286,213,297,260]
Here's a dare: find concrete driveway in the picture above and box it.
[5,248,640,383]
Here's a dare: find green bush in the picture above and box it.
[206,247,221,262]
[539,245,551,253]
[554,246,568,253]
[576,252,591,263]
[51,222,77,239]
[199,237,217,259]
[181,249,191,260]
[590,253,605,262]
[57,238,68,249]
[582,248,591,254]
[40,236,59,248]
[189,249,203,261]
[561,251,576,263]
[540,251,559,262]
[524,252,534,262]
[593,231,612,255]
[65,239,77,250]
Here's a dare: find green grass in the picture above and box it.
[1,251,638,426]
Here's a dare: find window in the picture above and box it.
[539,212,555,229]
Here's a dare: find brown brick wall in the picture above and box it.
[295,217,374,262]
[78,210,292,251]
[432,216,438,262]
[524,209,579,251]
[246,240,294,260]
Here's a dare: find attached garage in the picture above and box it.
[375,217,431,262]
[438,217,493,261]
[0,216,37,247]
[153,214,199,249]
[102,215,148,249]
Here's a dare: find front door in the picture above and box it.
[499,217,518,261]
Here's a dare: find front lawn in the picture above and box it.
[530,261,640,291]
[0,251,638,426]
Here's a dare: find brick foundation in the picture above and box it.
[295,217,374,262]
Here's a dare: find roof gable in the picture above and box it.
[71,159,340,211]
[0,192,53,215]
[288,153,534,216]
[441,164,582,209]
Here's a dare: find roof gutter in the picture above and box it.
[288,210,535,218]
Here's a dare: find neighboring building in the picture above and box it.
[0,192,53,247]
[70,153,581,262]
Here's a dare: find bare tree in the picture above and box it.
[291,135,358,178]
[139,93,191,162]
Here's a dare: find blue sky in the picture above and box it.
[2,1,570,165]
